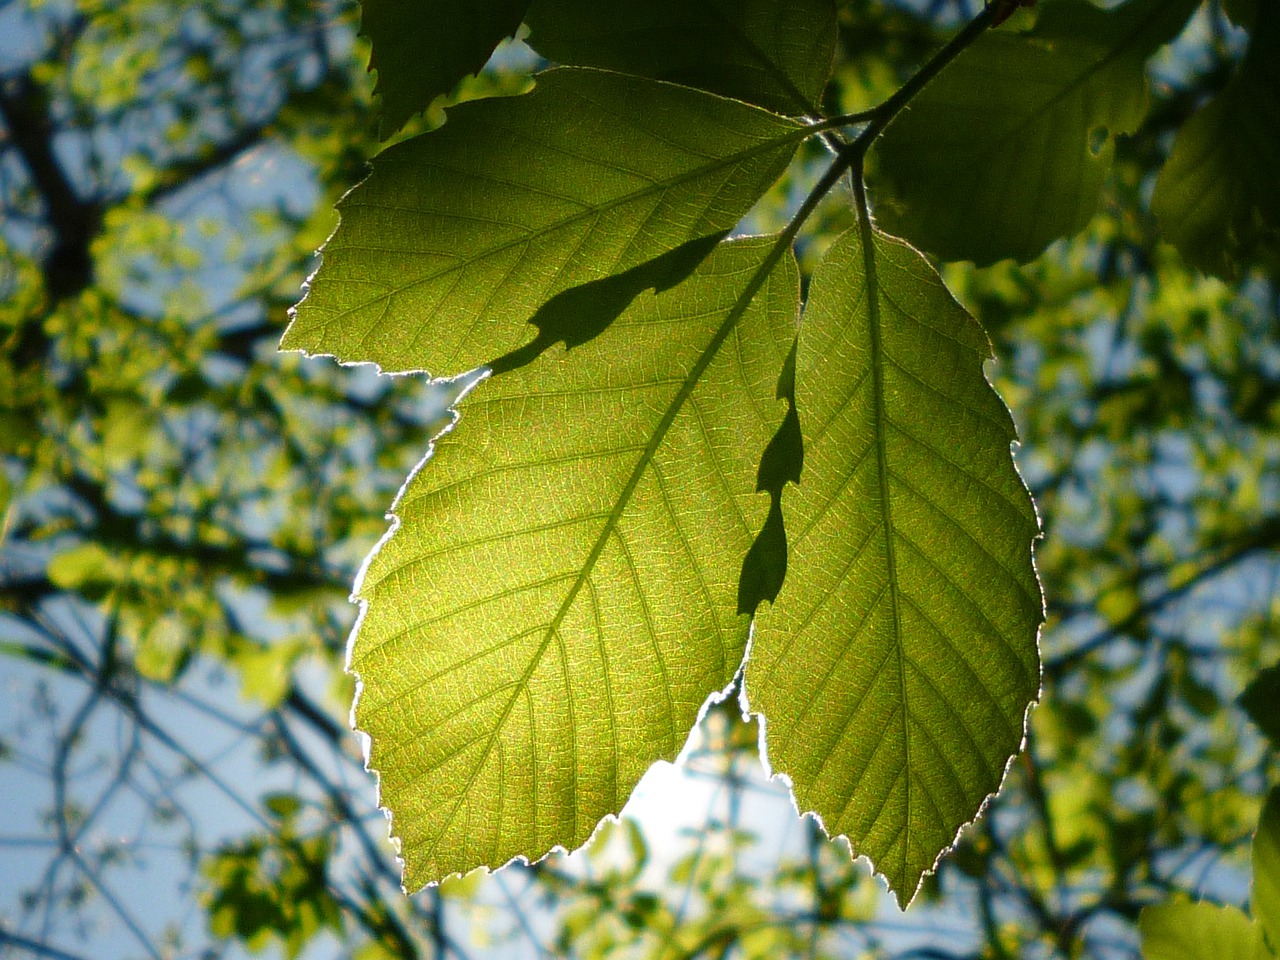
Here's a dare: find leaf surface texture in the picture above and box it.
[746,227,1042,901]
[349,238,798,888]
[284,69,805,376]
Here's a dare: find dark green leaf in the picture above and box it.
[361,0,530,138]
[1242,663,1280,751]
[524,0,837,115]
[1151,3,1280,280]
[870,0,1198,265]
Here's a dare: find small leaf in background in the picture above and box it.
[1139,901,1263,960]
[349,238,797,888]
[870,0,1198,265]
[263,793,304,822]
[361,0,530,138]
[1256,788,1280,952]
[524,0,837,115]
[133,612,192,683]
[203,835,343,959]
[747,226,1042,902]
[437,870,485,900]
[284,69,806,377]
[47,542,120,600]
[1151,2,1280,281]
[1242,664,1280,751]
[236,638,309,708]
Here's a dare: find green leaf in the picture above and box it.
[361,0,530,138]
[47,542,119,599]
[1257,787,1280,951]
[263,793,304,821]
[349,237,798,889]
[283,69,807,376]
[1242,664,1280,752]
[869,0,1198,265]
[1151,3,1280,280]
[524,0,837,115]
[1140,902,1265,960]
[746,226,1042,902]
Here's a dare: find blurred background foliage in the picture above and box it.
[1,0,1277,958]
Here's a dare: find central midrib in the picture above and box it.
[418,238,794,862]
[856,219,913,884]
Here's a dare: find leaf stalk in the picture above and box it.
[806,0,1005,223]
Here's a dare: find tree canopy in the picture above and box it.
[1,1,1278,959]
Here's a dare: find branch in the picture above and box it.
[141,121,276,206]
[0,928,94,960]
[0,72,101,301]
[1046,523,1280,673]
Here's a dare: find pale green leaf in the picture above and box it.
[284,69,806,375]
[524,0,837,115]
[1140,902,1265,960]
[1151,4,1280,280]
[47,542,118,594]
[361,0,530,138]
[350,238,798,888]
[746,227,1042,902]
[1257,787,1280,951]
[870,0,1198,265]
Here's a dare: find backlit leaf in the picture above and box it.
[524,0,837,115]
[1140,902,1265,960]
[284,69,807,375]
[747,226,1042,901]
[870,0,1197,265]
[349,238,798,888]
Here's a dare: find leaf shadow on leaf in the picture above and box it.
[738,339,801,616]
[487,232,726,375]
